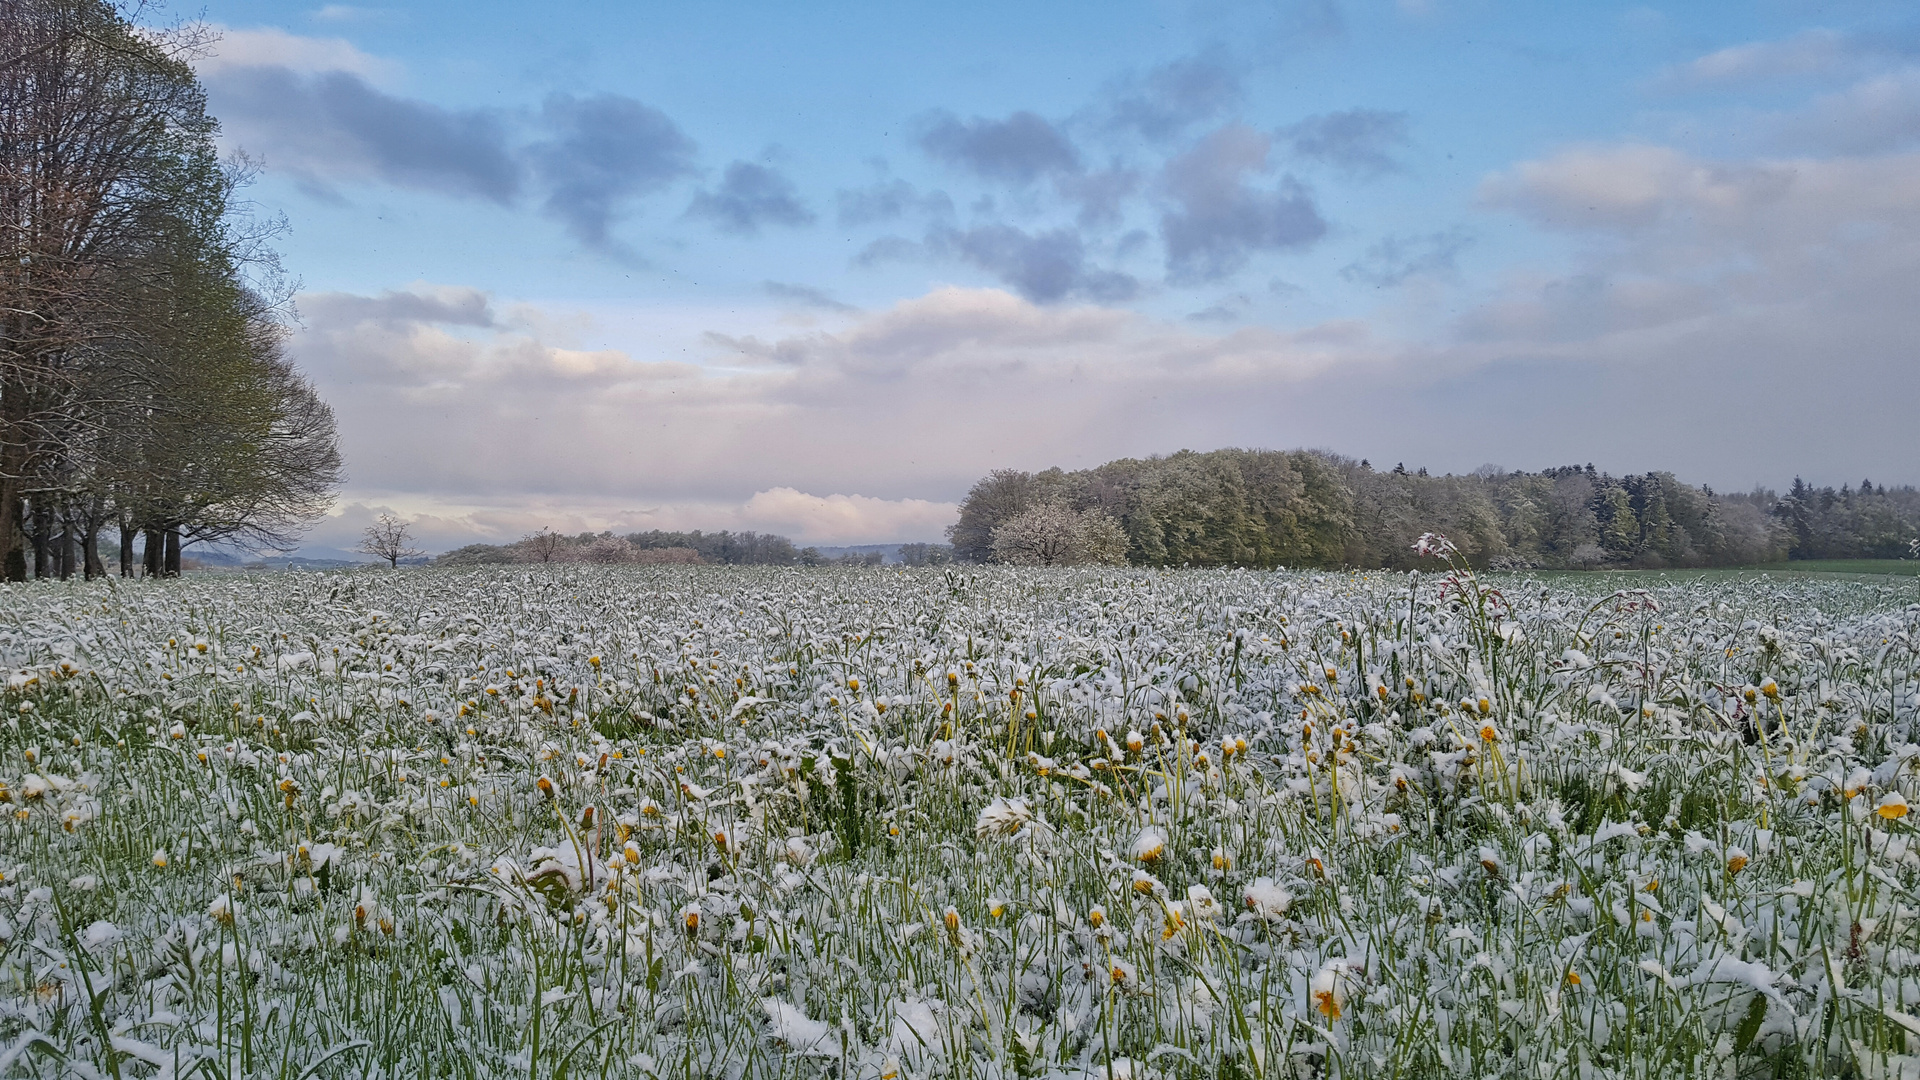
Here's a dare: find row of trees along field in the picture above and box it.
[0,0,339,580]
[950,449,1920,569]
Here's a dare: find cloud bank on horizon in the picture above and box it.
[191,1,1920,551]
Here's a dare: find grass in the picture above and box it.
[0,561,1916,1078]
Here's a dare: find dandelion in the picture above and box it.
[1311,962,1348,1020]
[974,796,1035,840]
[152,849,169,869]
[1244,878,1292,920]
[1130,825,1168,864]
[1878,792,1910,819]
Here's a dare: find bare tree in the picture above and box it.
[357,513,422,568]
[519,528,566,563]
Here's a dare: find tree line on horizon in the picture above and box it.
[0,0,340,581]
[434,529,957,568]
[414,451,1914,575]
[948,449,1920,570]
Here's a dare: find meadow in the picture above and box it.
[1,551,1919,1078]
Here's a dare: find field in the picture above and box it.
[1,559,1919,1079]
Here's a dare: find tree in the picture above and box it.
[358,513,422,568]
[990,503,1129,566]
[519,527,565,563]
[0,0,226,578]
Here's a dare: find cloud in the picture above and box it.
[1278,109,1409,176]
[738,489,956,543]
[1341,229,1471,287]
[1098,47,1244,141]
[301,490,955,551]
[528,93,700,248]
[1773,69,1920,155]
[1054,168,1141,228]
[763,281,858,313]
[919,110,1081,184]
[686,161,816,234]
[836,179,955,225]
[1653,29,1865,90]
[1478,143,1784,232]
[196,24,398,81]
[929,225,1139,303]
[292,283,1384,532]
[1159,125,1327,283]
[204,67,521,201]
[303,285,497,327]
[308,5,393,25]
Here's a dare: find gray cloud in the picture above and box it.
[1160,125,1327,283]
[205,66,520,200]
[835,179,954,226]
[1100,46,1244,141]
[301,286,496,327]
[930,225,1140,304]
[919,110,1081,184]
[1055,168,1142,228]
[1773,69,1920,155]
[527,93,699,248]
[1341,229,1471,288]
[763,281,858,313]
[685,161,816,235]
[1278,109,1409,176]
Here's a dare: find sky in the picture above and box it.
[184,0,1920,552]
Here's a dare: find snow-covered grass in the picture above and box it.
[1,556,1919,1078]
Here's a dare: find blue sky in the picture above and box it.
[188,1,1920,549]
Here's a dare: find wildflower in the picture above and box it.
[974,796,1035,840]
[1878,792,1910,819]
[1186,884,1222,921]
[1844,767,1872,800]
[1311,962,1349,1020]
[1109,959,1138,988]
[208,894,237,925]
[1160,901,1186,939]
[1088,905,1105,928]
[152,849,169,869]
[1725,849,1749,876]
[1130,825,1168,864]
[1244,878,1292,920]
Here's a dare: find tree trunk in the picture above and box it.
[118,522,135,577]
[163,526,181,577]
[31,500,50,579]
[82,521,103,579]
[0,383,27,583]
[2,498,21,583]
[56,513,73,580]
[143,527,163,578]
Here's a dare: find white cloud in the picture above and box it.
[300,490,955,551]
[739,489,956,543]
[1653,29,1857,91]
[195,25,400,83]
